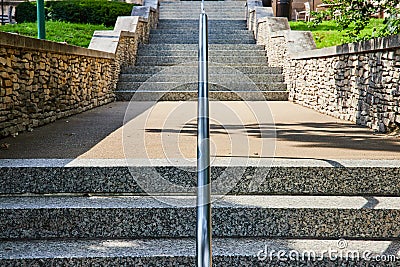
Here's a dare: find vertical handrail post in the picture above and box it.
[37,0,45,39]
[197,1,211,267]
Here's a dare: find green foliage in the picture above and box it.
[0,21,112,47]
[380,4,400,36]
[15,1,37,23]
[46,0,134,27]
[290,19,385,48]
[312,0,400,43]
[14,0,133,26]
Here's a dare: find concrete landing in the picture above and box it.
[0,101,399,160]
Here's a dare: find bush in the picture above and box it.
[15,1,37,23]
[46,0,134,27]
[0,21,113,47]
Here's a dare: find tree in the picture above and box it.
[313,0,400,43]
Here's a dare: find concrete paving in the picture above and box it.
[0,101,399,160]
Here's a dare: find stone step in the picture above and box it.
[156,23,248,29]
[159,16,246,20]
[137,49,266,57]
[161,1,246,3]
[148,35,255,42]
[159,4,245,7]
[149,32,254,39]
[159,11,244,14]
[158,18,247,23]
[1,237,398,266]
[122,65,282,75]
[156,19,247,27]
[159,8,245,12]
[1,163,398,195]
[138,44,264,51]
[148,37,256,44]
[156,25,249,30]
[1,195,400,239]
[117,90,288,101]
[150,29,252,34]
[160,2,246,6]
[159,11,245,14]
[119,73,283,83]
[135,56,267,65]
[116,82,286,92]
[160,4,245,7]
[161,2,244,5]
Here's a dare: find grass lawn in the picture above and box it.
[289,19,385,49]
[0,21,113,47]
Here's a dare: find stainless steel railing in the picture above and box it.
[196,1,212,267]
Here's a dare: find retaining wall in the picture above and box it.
[250,2,400,133]
[0,0,159,138]
[0,33,116,137]
[288,38,400,132]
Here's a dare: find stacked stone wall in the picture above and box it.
[0,34,116,137]
[288,40,400,132]
[0,0,159,138]
[250,6,400,133]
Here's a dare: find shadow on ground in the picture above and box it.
[0,102,152,159]
[147,121,400,153]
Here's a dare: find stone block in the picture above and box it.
[114,16,139,32]
[131,6,150,19]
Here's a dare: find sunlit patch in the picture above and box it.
[89,240,140,251]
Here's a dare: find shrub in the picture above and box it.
[46,0,134,27]
[15,1,37,23]
[0,21,113,47]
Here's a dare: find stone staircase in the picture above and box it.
[116,1,288,101]
[1,1,400,266]
[1,163,400,265]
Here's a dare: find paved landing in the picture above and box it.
[0,101,399,160]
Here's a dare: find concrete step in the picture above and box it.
[159,8,245,12]
[161,1,246,3]
[1,237,398,266]
[160,11,245,14]
[1,195,400,239]
[135,56,267,65]
[160,2,246,5]
[137,49,266,57]
[159,16,246,20]
[156,26,249,30]
[156,24,249,30]
[159,9,245,11]
[159,4,245,7]
[160,4,245,8]
[118,90,288,101]
[1,163,398,195]
[160,4,245,6]
[158,18,247,23]
[159,11,245,15]
[156,19,247,27]
[160,12,245,15]
[150,29,252,35]
[138,44,264,51]
[149,35,255,42]
[118,73,283,83]
[149,32,254,39]
[121,65,282,75]
[116,81,286,91]
[148,37,256,44]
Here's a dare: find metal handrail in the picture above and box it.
[196,1,212,266]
